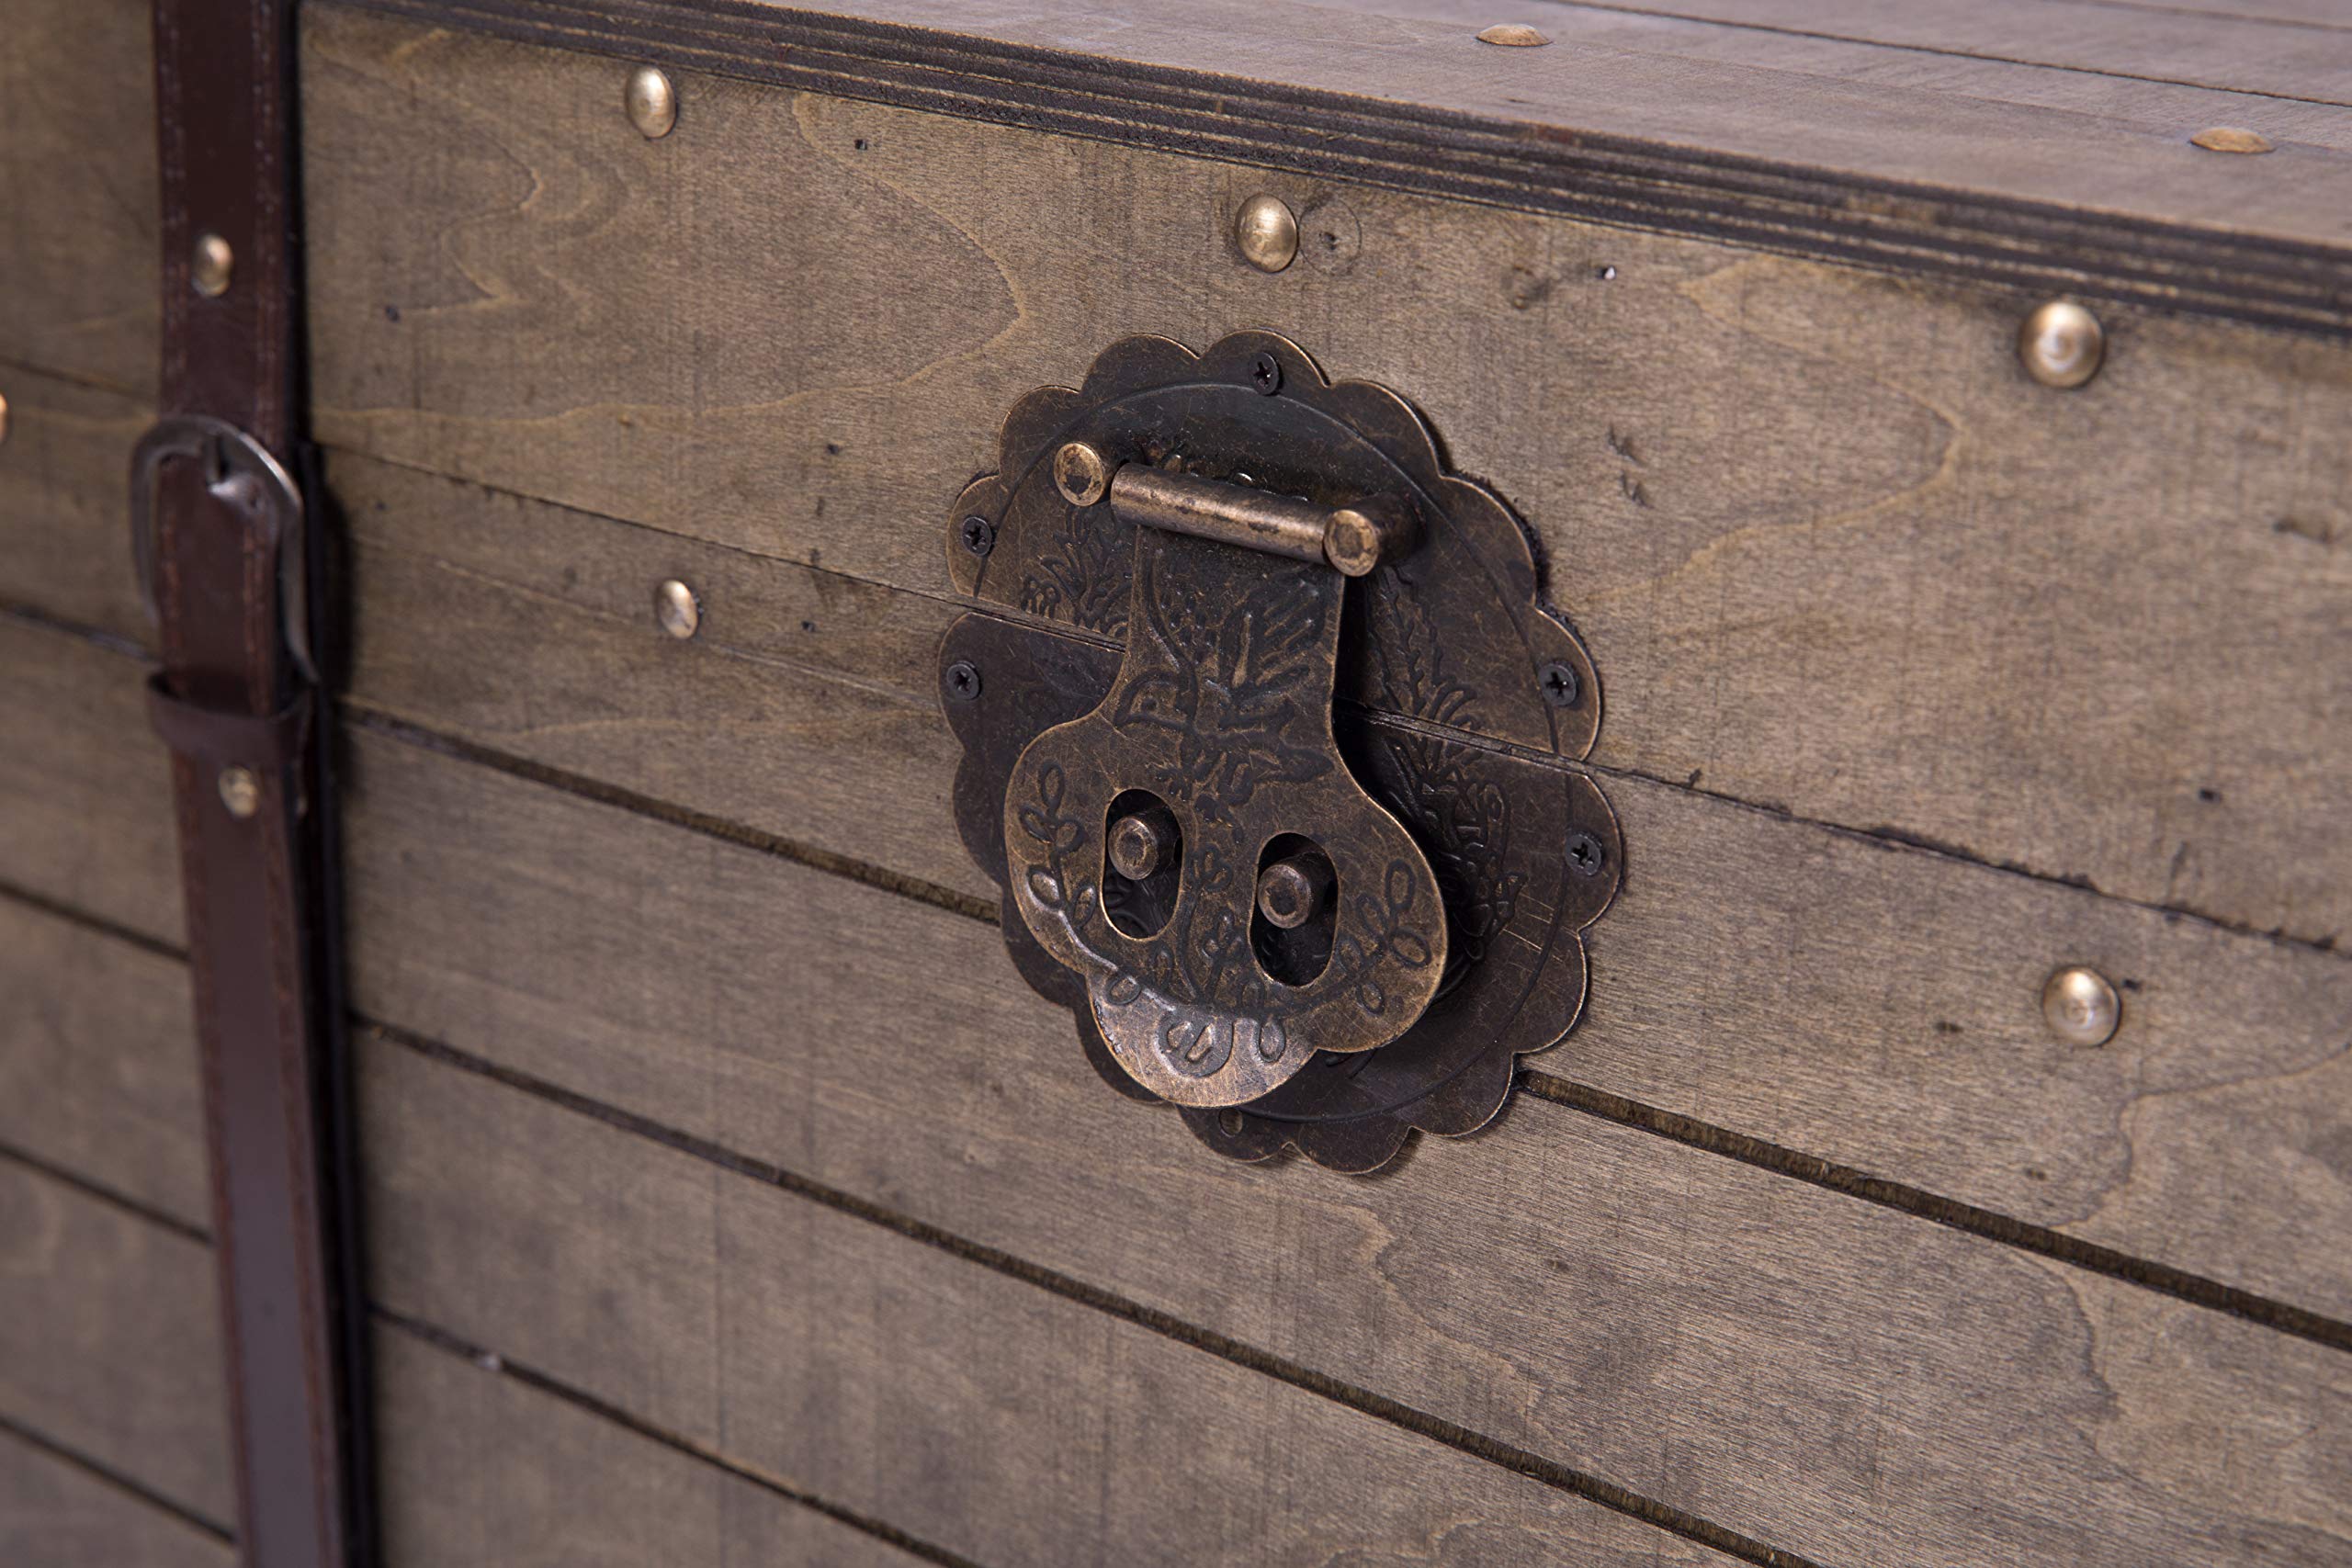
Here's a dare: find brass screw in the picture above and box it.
[1539,661,1581,708]
[626,65,677,139]
[1566,829,1606,879]
[1109,809,1179,881]
[2042,965,2121,1046]
[192,232,234,298]
[960,515,996,558]
[2018,300,2105,389]
[1236,194,1299,274]
[1476,23,1551,46]
[654,579,700,638]
[1053,440,1114,507]
[1256,854,1332,930]
[944,660,983,702]
[218,765,261,819]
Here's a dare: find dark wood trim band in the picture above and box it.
[328,0,2352,337]
[145,0,371,1562]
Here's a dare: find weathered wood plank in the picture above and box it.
[0,1428,232,1568]
[0,1163,231,1528]
[1588,0,2352,107]
[342,731,2352,1568]
[333,453,2352,1323]
[363,1038,1747,1568]
[305,12,2352,945]
[0,619,182,947]
[0,0,157,394]
[0,900,203,1231]
[0,366,153,645]
[314,0,2352,264]
[372,1324,938,1568]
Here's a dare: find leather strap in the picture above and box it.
[145,1,367,1562]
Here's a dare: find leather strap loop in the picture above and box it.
[147,675,315,774]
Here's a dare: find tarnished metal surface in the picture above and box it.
[942,332,1621,1170]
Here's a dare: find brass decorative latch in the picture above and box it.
[941,333,1620,1172]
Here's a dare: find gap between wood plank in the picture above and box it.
[0,1140,211,1249]
[339,714,2352,1348]
[374,1312,991,1568]
[0,874,188,967]
[0,1406,234,1545]
[1542,0,2352,109]
[362,1021,1823,1568]
[10,548,2337,961]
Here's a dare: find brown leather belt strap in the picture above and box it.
[140,0,369,1563]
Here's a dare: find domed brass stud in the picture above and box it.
[654,579,699,639]
[626,65,676,139]
[2041,965,2121,1047]
[2018,300,2105,389]
[1236,195,1299,274]
[192,232,234,298]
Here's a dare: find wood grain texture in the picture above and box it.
[0,619,183,947]
[341,730,2352,1568]
[331,447,2352,1322]
[0,0,157,393]
[0,1428,231,1568]
[363,1037,1746,1568]
[303,13,2352,947]
[372,1325,938,1568]
[1580,0,2352,106]
[319,0,2352,292]
[0,900,203,1231]
[0,1162,231,1529]
[0,365,153,645]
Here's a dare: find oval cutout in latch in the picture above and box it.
[939,332,1621,1173]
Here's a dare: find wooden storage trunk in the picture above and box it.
[4,2,2349,1564]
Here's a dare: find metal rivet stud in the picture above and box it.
[0,389,9,448]
[1109,809,1179,881]
[1256,855,1333,930]
[944,660,983,703]
[626,65,676,139]
[218,766,261,819]
[1538,660,1581,708]
[2018,300,2104,389]
[2042,965,2121,1046]
[1236,194,1299,274]
[192,232,234,298]
[2191,126,2273,154]
[1476,23,1551,46]
[654,579,699,638]
[1054,440,1114,507]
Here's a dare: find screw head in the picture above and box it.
[1476,23,1551,46]
[1255,855,1332,930]
[2041,965,2121,1046]
[626,65,676,138]
[1538,660,1581,708]
[1108,810,1178,881]
[1249,353,1283,396]
[218,765,261,819]
[1565,829,1606,879]
[944,660,982,702]
[2018,300,2104,389]
[960,515,996,558]
[654,579,699,638]
[1235,194,1299,274]
[0,389,9,448]
[192,232,234,298]
[1053,440,1114,507]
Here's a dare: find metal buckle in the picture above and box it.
[130,414,315,683]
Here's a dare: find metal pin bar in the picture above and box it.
[1102,462,1419,577]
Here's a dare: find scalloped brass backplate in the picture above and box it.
[941,332,1620,1173]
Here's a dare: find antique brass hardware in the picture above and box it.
[940,332,1621,1172]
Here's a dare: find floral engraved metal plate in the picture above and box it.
[941,332,1621,1173]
